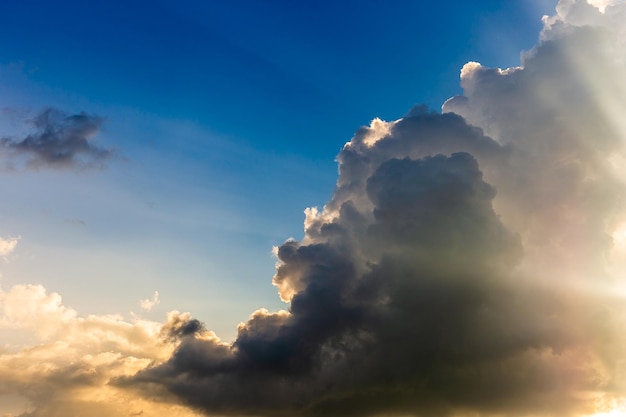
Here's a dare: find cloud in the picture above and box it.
[123,1,626,416]
[0,108,113,170]
[0,284,204,417]
[62,218,86,226]
[140,291,160,312]
[0,236,19,257]
[586,0,625,12]
[3,1,625,416]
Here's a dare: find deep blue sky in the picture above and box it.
[0,0,557,339]
[0,0,553,157]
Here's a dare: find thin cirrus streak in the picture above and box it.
[1,0,626,416]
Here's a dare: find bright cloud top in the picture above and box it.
[1,0,626,416]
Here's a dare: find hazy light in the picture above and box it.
[588,0,626,12]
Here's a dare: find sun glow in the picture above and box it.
[588,0,626,12]
[592,411,626,417]
[589,399,626,417]
[613,223,626,249]
[609,222,626,288]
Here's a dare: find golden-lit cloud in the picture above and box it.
[587,0,625,12]
[0,284,204,417]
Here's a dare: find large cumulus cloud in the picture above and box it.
[125,2,626,416]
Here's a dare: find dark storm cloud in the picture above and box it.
[124,1,626,416]
[0,107,113,170]
[160,313,207,342]
[127,136,597,417]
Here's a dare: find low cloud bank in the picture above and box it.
[0,283,205,417]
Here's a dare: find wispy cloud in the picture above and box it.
[140,291,160,312]
[0,108,113,171]
[0,235,19,258]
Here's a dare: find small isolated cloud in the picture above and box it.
[0,235,19,258]
[140,291,160,312]
[63,218,86,226]
[0,107,113,170]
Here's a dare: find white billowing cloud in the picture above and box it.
[140,290,160,312]
[358,117,396,148]
[0,236,19,257]
[587,0,625,12]
[0,284,205,417]
[443,0,626,286]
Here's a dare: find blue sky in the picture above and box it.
[0,0,556,339]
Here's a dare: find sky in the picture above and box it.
[1,0,626,416]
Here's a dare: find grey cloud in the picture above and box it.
[159,313,207,342]
[63,218,86,226]
[125,1,626,416]
[129,142,591,417]
[1,107,113,170]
